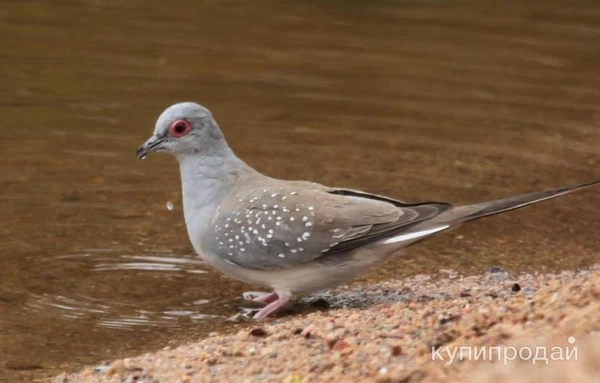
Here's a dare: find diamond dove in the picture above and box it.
[136,102,599,320]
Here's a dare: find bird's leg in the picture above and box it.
[252,291,279,304]
[253,294,292,320]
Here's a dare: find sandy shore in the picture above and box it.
[56,265,600,383]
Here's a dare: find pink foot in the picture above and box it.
[253,295,291,321]
[253,292,279,304]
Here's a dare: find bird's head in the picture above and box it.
[136,102,226,160]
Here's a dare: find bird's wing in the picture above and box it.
[211,184,451,270]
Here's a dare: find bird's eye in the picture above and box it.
[168,120,191,137]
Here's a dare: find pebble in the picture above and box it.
[106,360,126,376]
[249,327,267,337]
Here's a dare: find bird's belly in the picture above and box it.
[188,235,250,283]
[221,247,396,295]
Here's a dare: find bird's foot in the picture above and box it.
[253,295,291,321]
[242,291,279,304]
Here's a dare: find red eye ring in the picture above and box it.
[168,119,191,137]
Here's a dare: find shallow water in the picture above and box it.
[1,0,600,380]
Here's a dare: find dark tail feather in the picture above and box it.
[433,180,600,226]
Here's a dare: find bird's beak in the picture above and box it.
[136,136,165,160]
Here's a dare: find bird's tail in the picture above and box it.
[437,179,600,225]
[395,180,599,244]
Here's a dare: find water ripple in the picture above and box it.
[24,251,224,330]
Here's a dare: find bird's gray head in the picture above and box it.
[136,102,227,160]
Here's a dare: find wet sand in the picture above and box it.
[59,264,600,383]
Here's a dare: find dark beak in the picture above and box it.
[136,136,165,159]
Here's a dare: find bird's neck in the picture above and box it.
[177,149,258,221]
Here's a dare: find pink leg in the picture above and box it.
[253,292,278,304]
[253,295,291,321]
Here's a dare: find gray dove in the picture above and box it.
[136,102,599,320]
